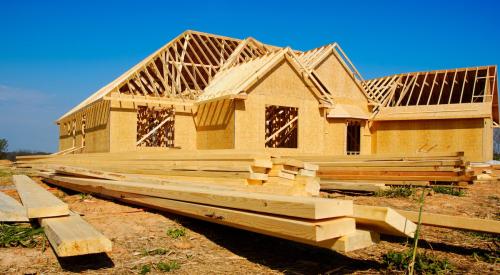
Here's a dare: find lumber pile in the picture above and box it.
[285,152,475,193]
[27,167,419,252]
[17,151,321,197]
[468,162,500,183]
[1,175,112,257]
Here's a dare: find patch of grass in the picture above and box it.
[382,250,454,274]
[139,264,151,275]
[0,168,11,177]
[166,227,186,239]
[467,231,500,242]
[141,248,169,256]
[376,186,415,198]
[78,193,92,201]
[156,261,180,272]
[472,249,499,264]
[0,223,44,248]
[432,186,465,197]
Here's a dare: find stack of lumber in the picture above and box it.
[34,169,419,252]
[0,175,112,257]
[0,159,12,168]
[468,162,500,183]
[285,152,474,193]
[16,151,321,197]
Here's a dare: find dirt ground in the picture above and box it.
[0,167,499,274]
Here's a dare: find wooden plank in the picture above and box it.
[397,210,500,234]
[0,191,29,222]
[42,177,356,243]
[353,205,416,237]
[319,174,471,182]
[321,182,388,193]
[45,175,353,220]
[40,212,112,257]
[13,175,69,218]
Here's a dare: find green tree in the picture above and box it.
[0,138,8,159]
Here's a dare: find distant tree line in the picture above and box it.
[0,138,50,161]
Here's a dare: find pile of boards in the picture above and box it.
[10,151,422,253]
[16,152,320,197]
[285,152,475,193]
[1,175,112,257]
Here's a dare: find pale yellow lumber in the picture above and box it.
[321,181,388,192]
[313,230,380,253]
[248,172,269,181]
[43,177,356,242]
[397,210,500,234]
[353,205,416,237]
[40,212,112,257]
[253,158,273,168]
[0,191,29,222]
[298,169,316,177]
[46,175,353,219]
[13,175,69,218]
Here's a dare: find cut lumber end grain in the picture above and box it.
[13,175,69,218]
[40,213,112,257]
[248,172,269,181]
[298,169,316,177]
[253,158,273,169]
[0,191,29,222]
[353,205,416,238]
[317,230,380,253]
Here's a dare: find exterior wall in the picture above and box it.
[58,100,110,153]
[371,118,492,161]
[108,102,197,152]
[233,59,327,155]
[195,100,235,149]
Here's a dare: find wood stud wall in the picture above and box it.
[265,105,299,148]
[136,106,175,147]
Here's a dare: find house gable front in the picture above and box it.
[233,58,326,154]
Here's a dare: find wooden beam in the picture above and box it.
[44,175,353,220]
[0,191,29,222]
[13,175,69,218]
[40,212,112,257]
[397,210,500,234]
[42,177,356,243]
[353,205,416,237]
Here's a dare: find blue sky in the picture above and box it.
[0,0,499,152]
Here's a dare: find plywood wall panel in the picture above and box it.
[372,118,490,161]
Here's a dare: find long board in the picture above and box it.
[44,175,352,220]
[42,177,356,243]
[40,212,112,257]
[0,191,29,222]
[397,210,500,234]
[13,175,69,218]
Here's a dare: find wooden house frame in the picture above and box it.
[56,30,499,162]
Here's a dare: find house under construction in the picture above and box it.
[56,30,498,162]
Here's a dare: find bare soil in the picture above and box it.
[0,167,499,274]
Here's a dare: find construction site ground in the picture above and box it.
[0,167,498,274]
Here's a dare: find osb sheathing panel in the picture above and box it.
[58,100,110,153]
[314,53,370,112]
[108,106,197,152]
[234,60,326,154]
[372,118,490,162]
[195,100,235,149]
